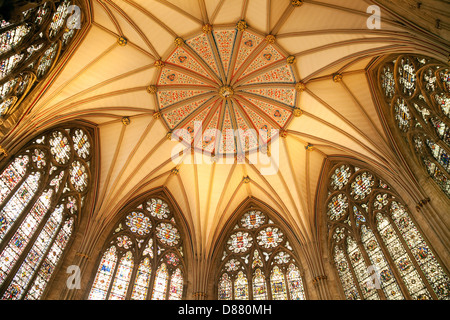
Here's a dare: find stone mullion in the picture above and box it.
[145,239,158,300]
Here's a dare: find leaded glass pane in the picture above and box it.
[88,246,117,300]
[152,263,169,300]
[234,271,248,300]
[109,251,134,300]
[219,208,306,300]
[131,258,151,300]
[252,268,267,300]
[168,268,183,300]
[218,273,232,300]
[270,266,287,300]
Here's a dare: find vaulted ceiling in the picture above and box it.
[3,0,449,256]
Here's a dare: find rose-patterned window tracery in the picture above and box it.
[217,208,306,300]
[88,195,185,300]
[326,163,450,300]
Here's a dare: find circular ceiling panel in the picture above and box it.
[154,23,300,157]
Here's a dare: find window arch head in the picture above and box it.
[88,194,186,300]
[0,124,95,299]
[376,54,450,197]
[325,162,450,300]
[216,204,306,300]
[0,1,83,120]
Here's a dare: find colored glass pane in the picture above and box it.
[168,268,183,300]
[390,202,450,299]
[3,205,64,300]
[25,218,74,300]
[327,193,348,221]
[398,57,416,96]
[256,227,283,249]
[241,210,265,229]
[88,246,117,300]
[252,269,267,300]
[126,212,151,235]
[227,231,252,253]
[270,266,287,300]
[330,165,351,190]
[218,273,232,300]
[152,264,169,300]
[350,172,375,200]
[131,258,151,300]
[234,271,248,300]
[146,198,170,219]
[156,223,180,246]
[287,264,305,300]
[49,131,71,164]
[109,251,134,300]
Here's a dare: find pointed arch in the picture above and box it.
[320,160,450,300]
[0,0,89,134]
[212,197,308,300]
[86,188,191,300]
[371,54,450,199]
[0,122,97,299]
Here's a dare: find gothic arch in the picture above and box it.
[0,0,89,136]
[210,197,309,300]
[84,187,193,300]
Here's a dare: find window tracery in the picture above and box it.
[377,55,450,197]
[0,0,82,119]
[88,195,185,300]
[217,208,306,300]
[0,125,93,299]
[326,163,450,300]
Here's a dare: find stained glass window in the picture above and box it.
[378,55,450,197]
[88,196,185,300]
[0,126,93,300]
[217,208,306,300]
[0,1,81,119]
[326,163,450,300]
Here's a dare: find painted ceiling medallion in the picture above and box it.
[155,24,298,156]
